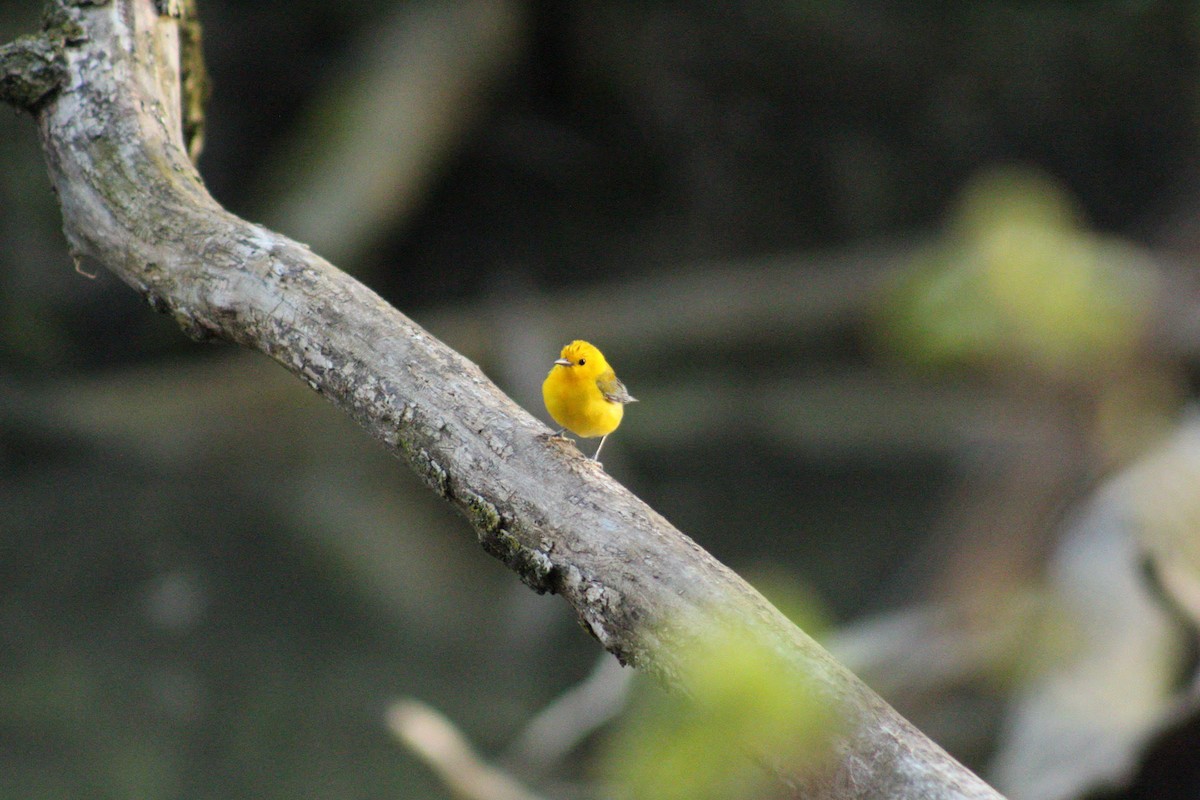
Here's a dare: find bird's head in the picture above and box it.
[553,340,608,378]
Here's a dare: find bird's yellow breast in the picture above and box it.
[542,366,624,438]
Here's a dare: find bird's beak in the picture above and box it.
[553,358,572,367]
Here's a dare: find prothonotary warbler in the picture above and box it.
[542,340,637,462]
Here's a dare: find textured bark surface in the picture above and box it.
[4,2,1005,797]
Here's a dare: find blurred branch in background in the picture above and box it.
[417,242,910,365]
[388,699,550,800]
[823,413,1200,800]
[260,0,525,270]
[827,592,1044,759]
[389,654,632,799]
[989,416,1200,800]
[0,354,488,636]
[503,653,632,774]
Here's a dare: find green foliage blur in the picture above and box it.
[882,166,1158,378]
[599,619,835,800]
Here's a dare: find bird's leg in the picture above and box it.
[545,427,572,443]
[592,433,609,462]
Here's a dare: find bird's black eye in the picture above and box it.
[578,358,586,365]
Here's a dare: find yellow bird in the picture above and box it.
[542,340,637,461]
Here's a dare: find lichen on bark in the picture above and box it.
[0,34,66,110]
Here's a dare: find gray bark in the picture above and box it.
[2,2,1006,798]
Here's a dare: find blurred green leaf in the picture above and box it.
[881,166,1158,378]
[599,611,835,800]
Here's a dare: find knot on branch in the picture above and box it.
[0,34,66,111]
[0,0,101,112]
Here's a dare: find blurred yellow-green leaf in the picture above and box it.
[881,166,1158,377]
[598,616,835,800]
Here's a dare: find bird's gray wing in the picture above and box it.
[597,369,637,404]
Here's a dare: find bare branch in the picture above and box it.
[387,699,551,800]
[4,2,1005,797]
[507,653,633,771]
[262,0,525,266]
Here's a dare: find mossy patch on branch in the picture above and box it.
[0,34,66,111]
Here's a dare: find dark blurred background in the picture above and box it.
[4,2,1200,798]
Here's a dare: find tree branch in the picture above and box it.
[387,699,551,800]
[2,2,1005,797]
